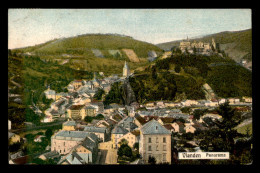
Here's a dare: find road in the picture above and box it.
[105,148,118,164]
[10,120,65,134]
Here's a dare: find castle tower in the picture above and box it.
[123,61,130,77]
[211,38,216,50]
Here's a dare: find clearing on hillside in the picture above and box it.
[122,49,140,62]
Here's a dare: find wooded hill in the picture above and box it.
[12,34,164,75]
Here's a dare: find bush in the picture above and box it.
[84,116,94,123]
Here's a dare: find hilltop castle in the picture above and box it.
[123,61,130,78]
[179,37,218,55]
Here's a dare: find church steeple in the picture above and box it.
[123,61,130,77]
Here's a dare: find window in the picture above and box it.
[156,145,159,151]
[163,137,166,143]
[156,137,158,143]
[148,146,152,151]
[156,126,158,130]
[163,154,166,161]
[148,137,151,143]
[163,145,166,151]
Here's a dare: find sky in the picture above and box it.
[8,9,252,49]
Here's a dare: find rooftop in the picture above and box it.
[84,126,106,133]
[68,105,85,110]
[54,131,89,140]
[141,119,171,135]
[63,121,76,126]
[111,125,129,134]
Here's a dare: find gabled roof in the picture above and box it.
[84,126,106,133]
[134,114,146,125]
[54,131,89,140]
[141,119,171,135]
[63,121,76,126]
[159,117,175,124]
[10,155,29,165]
[111,125,129,134]
[68,105,85,110]
[163,124,175,131]
[131,130,140,136]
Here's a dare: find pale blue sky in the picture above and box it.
[8,9,251,49]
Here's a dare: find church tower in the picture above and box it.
[123,61,130,78]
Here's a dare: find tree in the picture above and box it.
[95,114,104,120]
[193,46,197,54]
[175,65,181,73]
[45,128,53,139]
[118,138,128,146]
[133,142,139,150]
[199,102,242,153]
[175,48,182,54]
[148,156,156,164]
[193,109,205,120]
[117,144,133,158]
[84,116,93,123]
[94,88,105,100]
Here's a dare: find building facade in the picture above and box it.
[139,119,171,164]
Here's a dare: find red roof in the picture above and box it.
[163,124,174,130]
[10,156,29,165]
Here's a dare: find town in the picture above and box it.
[8,61,252,165]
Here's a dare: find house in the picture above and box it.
[41,115,53,123]
[184,124,196,133]
[9,155,29,165]
[34,135,46,142]
[62,120,76,131]
[163,124,175,133]
[171,121,185,133]
[134,114,147,128]
[117,130,140,148]
[228,98,240,104]
[8,120,11,130]
[38,151,60,161]
[156,101,165,108]
[145,102,155,108]
[90,102,104,113]
[101,84,111,93]
[66,105,85,120]
[8,132,20,144]
[203,113,222,120]
[242,97,252,103]
[181,100,199,107]
[77,97,92,105]
[118,116,138,132]
[9,151,24,160]
[85,105,97,117]
[205,101,219,107]
[111,125,129,149]
[51,130,98,155]
[67,84,75,92]
[58,135,99,164]
[55,92,69,101]
[158,117,175,125]
[139,119,171,164]
[164,102,176,107]
[218,98,227,104]
[44,86,56,100]
[71,80,83,90]
[84,126,107,142]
